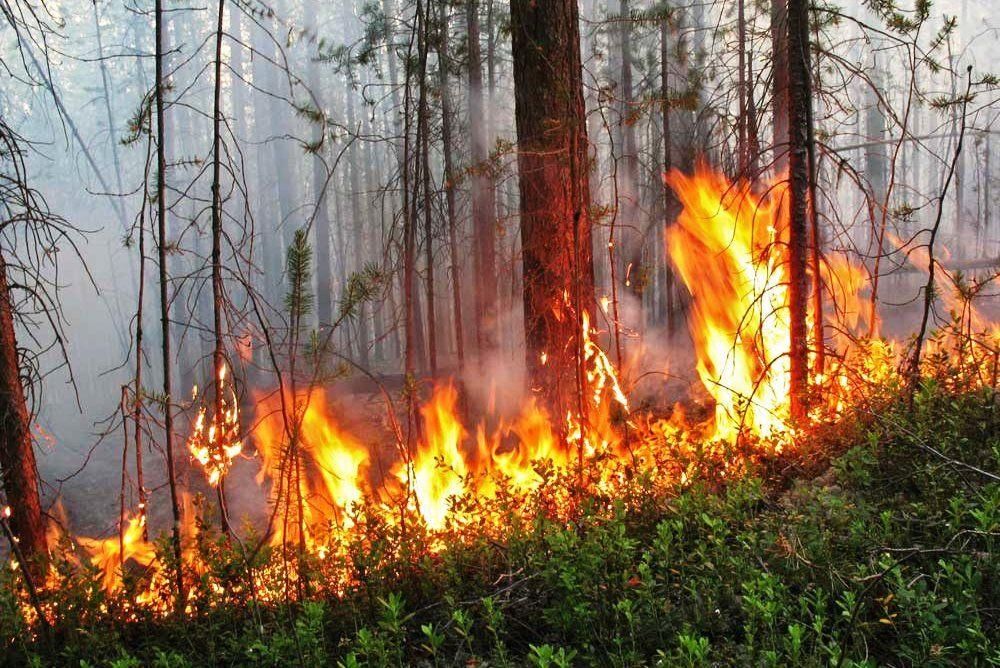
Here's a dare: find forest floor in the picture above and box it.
[3,383,998,667]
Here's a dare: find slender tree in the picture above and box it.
[437,1,465,365]
[210,0,231,536]
[155,0,186,607]
[784,0,812,419]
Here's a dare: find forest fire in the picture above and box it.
[26,165,998,622]
[5,0,999,657]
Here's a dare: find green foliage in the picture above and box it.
[339,263,384,320]
[3,387,997,666]
[285,227,315,324]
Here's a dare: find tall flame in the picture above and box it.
[665,166,793,440]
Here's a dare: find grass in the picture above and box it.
[2,382,998,666]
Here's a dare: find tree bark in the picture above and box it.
[420,91,438,375]
[784,0,812,420]
[771,0,789,173]
[510,0,595,412]
[660,11,676,335]
[615,0,642,294]
[210,0,231,536]
[0,253,47,567]
[155,0,185,608]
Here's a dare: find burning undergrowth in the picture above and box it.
[9,166,998,627]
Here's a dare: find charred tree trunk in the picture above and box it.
[510,0,595,412]
[784,0,812,420]
[466,0,499,363]
[0,253,47,566]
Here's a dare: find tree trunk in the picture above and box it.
[0,253,47,566]
[310,60,333,333]
[420,90,438,376]
[771,0,789,173]
[784,0,812,420]
[615,0,641,295]
[437,1,465,366]
[660,11,676,335]
[210,0,231,535]
[155,0,186,608]
[510,0,595,413]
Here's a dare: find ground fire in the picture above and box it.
[11,165,987,619]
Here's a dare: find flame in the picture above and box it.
[187,363,242,487]
[665,166,794,440]
[76,515,157,592]
[254,387,370,547]
[401,383,468,530]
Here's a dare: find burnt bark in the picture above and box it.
[510,0,595,411]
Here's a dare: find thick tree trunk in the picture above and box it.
[466,0,499,363]
[784,0,812,420]
[0,253,47,566]
[510,0,595,412]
